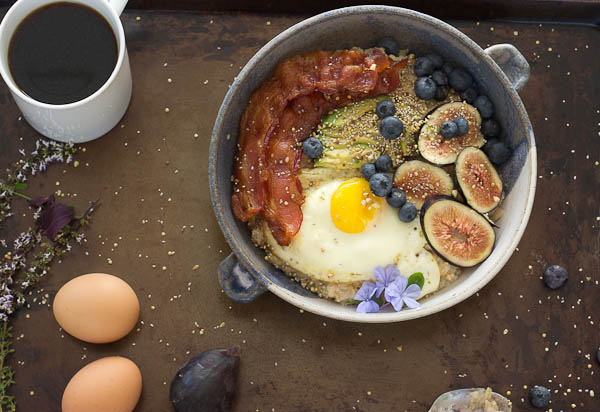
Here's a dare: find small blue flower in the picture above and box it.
[373,265,400,298]
[354,282,379,313]
[384,276,421,311]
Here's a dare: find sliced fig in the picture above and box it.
[393,160,454,209]
[418,102,486,165]
[455,147,503,213]
[420,196,495,267]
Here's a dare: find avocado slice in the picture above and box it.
[322,95,389,129]
[312,95,419,169]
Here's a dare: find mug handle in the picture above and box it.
[106,0,128,15]
[218,253,268,303]
[484,44,530,92]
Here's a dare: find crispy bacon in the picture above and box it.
[232,48,403,245]
[262,94,329,245]
[231,78,286,221]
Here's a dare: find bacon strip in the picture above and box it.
[232,49,403,245]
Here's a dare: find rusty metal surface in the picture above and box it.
[0,10,598,412]
[2,0,598,24]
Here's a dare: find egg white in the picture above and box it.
[265,177,440,298]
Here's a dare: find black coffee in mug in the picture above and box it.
[8,2,118,105]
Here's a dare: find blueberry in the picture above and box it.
[440,121,458,139]
[448,67,473,92]
[460,87,478,104]
[376,100,396,119]
[426,54,444,69]
[369,173,392,197]
[386,188,407,208]
[302,137,323,158]
[529,386,551,408]
[434,86,449,101]
[375,36,400,56]
[474,95,494,119]
[361,162,377,180]
[398,203,418,222]
[485,141,511,164]
[414,57,434,76]
[482,138,499,153]
[453,117,469,136]
[442,62,454,75]
[414,77,437,100]
[543,265,568,289]
[481,118,501,138]
[431,70,448,86]
[375,154,394,172]
[380,116,404,140]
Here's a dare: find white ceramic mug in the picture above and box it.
[0,0,131,143]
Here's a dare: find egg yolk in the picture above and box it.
[330,178,381,233]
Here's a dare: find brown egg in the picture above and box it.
[53,273,139,343]
[62,356,142,412]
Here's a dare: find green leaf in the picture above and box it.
[13,182,27,190]
[344,299,361,306]
[407,272,425,289]
[372,296,384,305]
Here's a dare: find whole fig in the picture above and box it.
[170,347,240,412]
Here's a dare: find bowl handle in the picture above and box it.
[218,253,268,303]
[484,44,530,92]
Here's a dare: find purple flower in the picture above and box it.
[354,282,379,313]
[373,265,400,298]
[384,276,422,311]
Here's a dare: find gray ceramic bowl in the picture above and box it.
[209,6,536,322]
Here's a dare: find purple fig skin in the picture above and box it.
[170,347,240,412]
[420,196,496,268]
[455,147,503,214]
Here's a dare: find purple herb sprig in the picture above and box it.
[0,139,94,409]
[353,265,423,313]
[0,139,77,231]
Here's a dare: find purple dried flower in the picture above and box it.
[373,265,400,298]
[384,276,421,311]
[354,282,379,313]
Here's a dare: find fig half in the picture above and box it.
[170,347,240,412]
[393,160,454,209]
[418,102,486,165]
[455,147,503,214]
[420,196,495,267]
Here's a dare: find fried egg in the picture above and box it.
[265,175,440,298]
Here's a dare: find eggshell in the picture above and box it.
[53,273,139,343]
[62,356,142,412]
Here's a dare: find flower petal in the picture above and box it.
[373,266,385,282]
[390,296,405,312]
[384,264,401,280]
[402,296,421,309]
[374,283,385,299]
[356,299,380,313]
[392,275,408,293]
[404,283,422,299]
[384,281,402,302]
[354,281,377,301]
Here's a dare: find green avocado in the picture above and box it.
[322,95,388,128]
[313,95,417,169]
